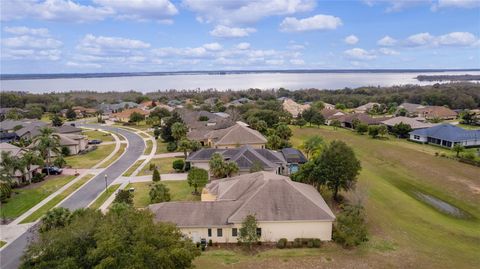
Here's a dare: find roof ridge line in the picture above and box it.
[285,179,336,219]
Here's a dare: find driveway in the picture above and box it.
[0,124,145,269]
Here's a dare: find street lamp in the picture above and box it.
[104,174,108,192]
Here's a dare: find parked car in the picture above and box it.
[88,139,102,145]
[42,166,63,175]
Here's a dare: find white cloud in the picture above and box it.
[3,26,50,37]
[379,48,399,55]
[2,35,62,49]
[183,0,316,25]
[77,34,150,55]
[436,32,477,46]
[344,35,359,45]
[406,32,435,46]
[210,25,256,37]
[280,14,342,32]
[434,0,480,9]
[287,44,305,50]
[363,0,431,12]
[203,42,223,51]
[2,48,62,61]
[1,0,113,22]
[290,58,305,65]
[377,35,397,46]
[266,59,284,65]
[152,46,209,58]
[66,61,102,68]
[236,42,251,50]
[93,0,178,21]
[344,48,376,60]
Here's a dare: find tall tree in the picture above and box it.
[392,122,412,138]
[149,182,171,203]
[65,108,76,120]
[40,207,72,233]
[33,127,60,173]
[21,207,200,269]
[301,135,325,159]
[51,114,63,127]
[187,167,208,195]
[129,111,145,124]
[171,122,188,142]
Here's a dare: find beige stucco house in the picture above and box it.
[149,172,335,243]
[0,142,40,184]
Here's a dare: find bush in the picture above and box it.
[208,239,213,246]
[172,159,185,172]
[333,204,368,248]
[31,173,46,183]
[61,146,71,156]
[293,238,302,248]
[149,163,157,171]
[463,152,475,160]
[166,142,177,152]
[114,190,133,205]
[152,168,161,182]
[198,115,209,121]
[276,238,288,249]
[307,239,314,248]
[313,239,322,248]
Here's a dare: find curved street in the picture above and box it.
[0,124,145,269]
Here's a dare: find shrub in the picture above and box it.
[333,204,368,248]
[463,152,475,160]
[166,142,177,152]
[172,159,185,172]
[32,173,46,183]
[114,190,133,205]
[293,238,302,248]
[61,146,71,156]
[276,238,288,249]
[313,239,322,248]
[152,168,161,182]
[307,239,314,248]
[208,239,213,246]
[149,163,157,171]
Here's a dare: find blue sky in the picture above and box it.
[1,0,479,74]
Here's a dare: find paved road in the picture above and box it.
[0,124,145,269]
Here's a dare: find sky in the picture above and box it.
[1,0,479,74]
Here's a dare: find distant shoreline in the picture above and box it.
[2,69,480,81]
[416,74,480,82]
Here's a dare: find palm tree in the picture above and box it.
[0,151,25,183]
[0,168,13,202]
[33,127,61,174]
[21,150,44,181]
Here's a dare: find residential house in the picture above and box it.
[111,108,149,122]
[98,102,138,115]
[282,98,310,118]
[197,123,267,149]
[381,116,436,130]
[321,109,346,125]
[187,145,287,175]
[55,125,83,135]
[72,106,97,118]
[417,106,457,120]
[179,109,234,132]
[409,124,480,148]
[281,148,308,174]
[334,113,389,129]
[396,103,426,117]
[226,98,251,107]
[354,102,380,113]
[0,119,47,134]
[149,172,335,243]
[0,142,40,184]
[58,134,88,155]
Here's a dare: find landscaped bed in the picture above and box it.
[129,181,199,208]
[65,144,115,168]
[20,174,95,223]
[138,157,183,175]
[0,175,76,221]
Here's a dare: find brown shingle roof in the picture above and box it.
[210,124,267,146]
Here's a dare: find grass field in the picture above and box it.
[98,144,126,168]
[0,175,75,220]
[138,157,183,175]
[144,140,153,155]
[129,181,199,208]
[89,184,121,209]
[20,174,94,223]
[155,140,169,154]
[194,125,480,269]
[82,130,114,142]
[65,144,115,168]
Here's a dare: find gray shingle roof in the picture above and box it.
[381,116,436,129]
[281,148,307,163]
[410,124,480,142]
[209,123,267,146]
[149,172,335,226]
[55,125,82,134]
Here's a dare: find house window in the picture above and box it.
[232,228,238,237]
[207,228,212,237]
[217,228,223,237]
[256,228,262,237]
[414,135,420,140]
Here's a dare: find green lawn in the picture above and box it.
[129,181,199,208]
[155,140,169,154]
[82,130,114,142]
[20,174,94,223]
[0,175,75,220]
[138,157,183,175]
[89,184,121,209]
[98,144,126,168]
[65,144,115,168]
[144,140,153,155]
[123,160,144,177]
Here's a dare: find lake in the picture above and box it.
[1,70,480,93]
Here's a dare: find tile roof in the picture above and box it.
[210,123,267,146]
[149,172,335,226]
[410,124,480,142]
[381,116,436,129]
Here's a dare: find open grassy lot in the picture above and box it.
[155,140,169,154]
[82,130,114,142]
[129,181,199,208]
[144,140,153,155]
[20,174,94,223]
[138,157,183,175]
[0,175,75,220]
[89,184,121,209]
[98,144,126,168]
[65,144,115,168]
